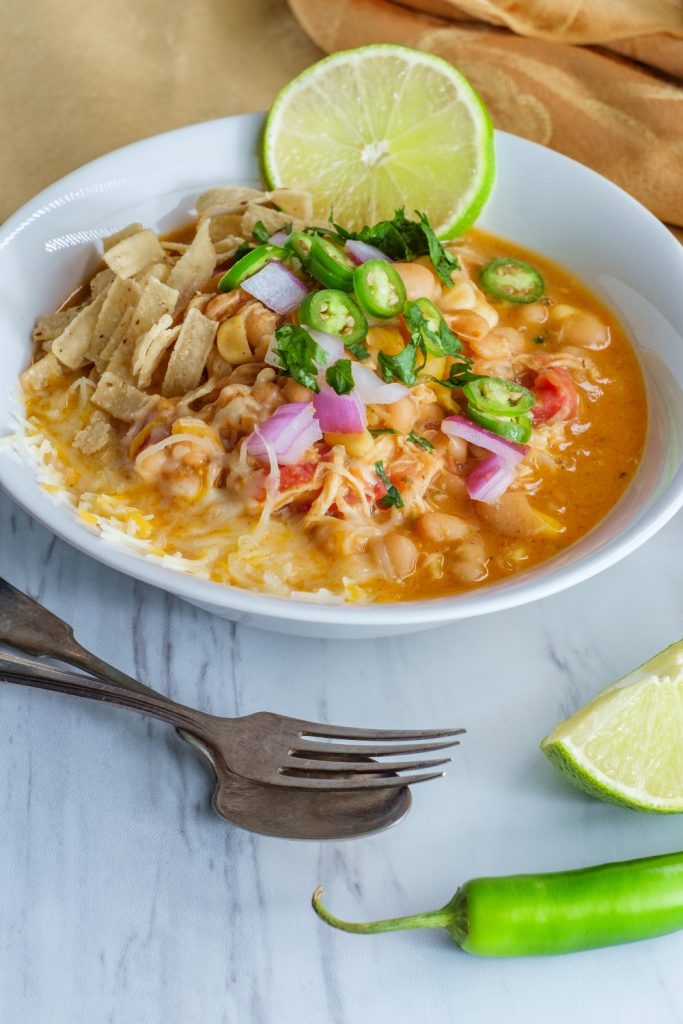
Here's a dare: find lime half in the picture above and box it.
[541,640,683,813]
[262,44,494,237]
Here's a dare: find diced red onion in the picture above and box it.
[313,385,367,435]
[345,240,391,264]
[465,454,518,503]
[351,363,409,406]
[306,328,345,366]
[441,415,529,465]
[247,402,322,466]
[269,230,290,246]
[242,260,308,314]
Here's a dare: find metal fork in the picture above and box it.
[0,579,464,794]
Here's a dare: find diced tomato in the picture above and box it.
[372,480,388,503]
[278,462,317,492]
[532,366,579,424]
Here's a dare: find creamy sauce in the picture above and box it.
[23,219,647,603]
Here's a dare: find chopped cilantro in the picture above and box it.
[369,428,398,437]
[232,240,252,262]
[407,431,433,452]
[374,460,404,510]
[252,221,270,245]
[415,211,460,286]
[426,358,478,389]
[273,324,327,393]
[331,208,459,286]
[534,334,546,345]
[344,337,371,361]
[325,358,354,396]
[378,343,422,386]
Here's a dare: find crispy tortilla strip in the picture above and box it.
[73,412,113,455]
[33,308,81,348]
[92,371,154,422]
[135,261,170,285]
[196,186,266,216]
[96,306,135,371]
[52,291,107,369]
[105,336,136,382]
[127,276,179,342]
[167,219,215,311]
[269,188,313,221]
[103,223,144,252]
[88,277,141,363]
[201,210,245,244]
[90,268,116,297]
[133,314,181,389]
[162,307,217,397]
[20,352,64,391]
[103,229,165,279]
[240,204,302,237]
[214,235,244,257]
[161,240,190,254]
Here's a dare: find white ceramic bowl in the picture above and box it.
[2,113,683,638]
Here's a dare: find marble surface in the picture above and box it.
[1,489,682,1024]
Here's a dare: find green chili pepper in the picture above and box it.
[468,405,532,443]
[299,289,368,346]
[313,849,683,957]
[404,298,461,357]
[307,236,356,290]
[480,257,545,304]
[463,377,535,418]
[286,231,315,268]
[218,244,287,292]
[353,260,407,318]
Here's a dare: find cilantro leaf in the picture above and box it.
[232,240,252,262]
[344,337,371,361]
[252,221,270,245]
[425,358,477,389]
[273,324,328,393]
[416,211,459,286]
[407,430,434,452]
[374,460,404,510]
[330,208,459,286]
[369,428,398,437]
[332,208,424,261]
[403,300,462,358]
[378,343,421,386]
[325,358,354,396]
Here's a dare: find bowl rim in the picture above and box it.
[2,113,683,627]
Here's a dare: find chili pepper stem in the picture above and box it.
[311,887,466,943]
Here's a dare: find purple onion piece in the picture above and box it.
[313,386,367,435]
[345,240,391,265]
[247,402,322,466]
[351,362,409,406]
[242,260,308,314]
[465,454,517,503]
[441,415,529,465]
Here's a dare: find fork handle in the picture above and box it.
[0,652,219,745]
[0,577,161,700]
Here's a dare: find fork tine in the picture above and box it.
[293,738,461,758]
[297,722,465,742]
[272,771,446,791]
[280,756,451,775]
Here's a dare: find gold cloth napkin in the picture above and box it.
[0,0,321,223]
[288,0,683,239]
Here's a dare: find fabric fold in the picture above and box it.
[288,0,683,237]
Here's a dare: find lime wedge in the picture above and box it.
[262,44,494,237]
[541,640,683,813]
